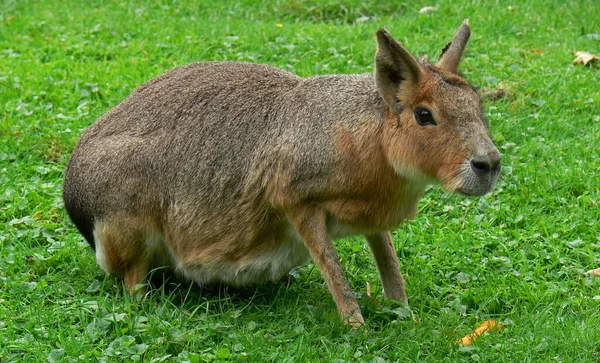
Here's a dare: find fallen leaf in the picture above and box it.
[482,88,507,101]
[481,81,515,102]
[531,49,545,56]
[419,6,437,13]
[366,281,379,304]
[458,320,504,346]
[573,51,600,66]
[586,268,600,277]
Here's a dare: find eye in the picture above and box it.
[414,107,437,126]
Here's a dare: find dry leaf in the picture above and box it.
[586,268,600,277]
[531,49,545,56]
[573,51,600,66]
[458,320,504,346]
[482,88,507,101]
[365,282,379,304]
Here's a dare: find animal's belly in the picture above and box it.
[175,227,311,286]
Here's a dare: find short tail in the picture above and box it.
[63,190,96,250]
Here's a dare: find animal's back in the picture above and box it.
[65,63,294,230]
[64,62,300,277]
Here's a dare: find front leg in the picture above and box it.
[287,207,364,327]
[365,231,408,303]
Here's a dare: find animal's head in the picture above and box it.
[376,20,501,196]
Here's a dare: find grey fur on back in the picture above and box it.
[63,61,387,247]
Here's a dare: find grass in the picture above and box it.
[1,0,600,361]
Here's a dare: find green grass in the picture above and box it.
[1,0,600,361]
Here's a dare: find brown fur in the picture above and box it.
[63,21,501,326]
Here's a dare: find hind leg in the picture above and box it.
[94,218,154,294]
[123,259,150,294]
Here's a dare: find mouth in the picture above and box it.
[458,182,496,196]
[459,164,500,196]
[443,161,500,196]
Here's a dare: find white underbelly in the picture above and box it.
[175,227,311,286]
[174,220,371,286]
[94,218,368,287]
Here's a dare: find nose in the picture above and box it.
[470,153,501,176]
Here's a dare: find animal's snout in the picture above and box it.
[470,152,501,176]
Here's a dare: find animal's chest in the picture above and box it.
[323,188,423,235]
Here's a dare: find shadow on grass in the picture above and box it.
[100,266,415,330]
[141,267,304,311]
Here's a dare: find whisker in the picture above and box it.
[439,165,464,184]
[441,171,463,187]
[446,151,471,161]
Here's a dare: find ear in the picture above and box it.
[437,19,471,73]
[375,28,422,113]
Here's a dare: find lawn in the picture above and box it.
[1,0,600,361]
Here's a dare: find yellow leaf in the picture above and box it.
[458,320,504,346]
[586,268,600,276]
[365,281,379,304]
[573,51,600,66]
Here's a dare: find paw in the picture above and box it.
[343,310,365,329]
